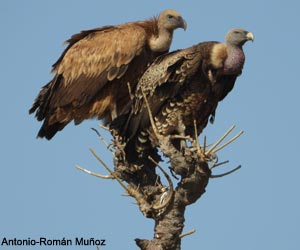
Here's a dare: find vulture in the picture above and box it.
[29,10,187,139]
[111,28,254,163]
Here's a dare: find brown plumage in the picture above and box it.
[29,10,186,139]
[111,28,254,163]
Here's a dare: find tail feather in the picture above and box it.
[111,103,162,165]
[110,113,129,134]
[37,120,68,140]
[29,75,62,120]
[109,96,133,135]
[30,75,69,140]
[124,134,161,166]
[29,81,52,120]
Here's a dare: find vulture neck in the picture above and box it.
[149,28,173,53]
[223,44,245,75]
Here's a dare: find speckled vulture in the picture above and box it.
[29,10,186,139]
[111,29,254,163]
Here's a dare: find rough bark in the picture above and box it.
[112,131,211,250]
[78,125,242,250]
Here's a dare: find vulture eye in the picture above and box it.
[167,14,174,19]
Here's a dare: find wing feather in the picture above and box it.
[49,24,148,109]
[118,46,202,138]
[116,42,220,139]
[133,45,201,113]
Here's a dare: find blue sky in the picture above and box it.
[1,0,299,249]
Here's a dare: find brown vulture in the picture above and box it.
[111,28,254,163]
[29,10,187,139]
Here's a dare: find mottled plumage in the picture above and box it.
[111,29,253,162]
[29,10,186,139]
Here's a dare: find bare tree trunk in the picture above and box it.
[113,133,211,250]
[79,125,241,250]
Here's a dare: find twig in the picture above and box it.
[91,127,113,153]
[159,188,169,205]
[212,130,244,154]
[203,135,207,155]
[210,165,241,178]
[193,119,203,157]
[170,134,193,142]
[148,156,173,193]
[209,160,230,170]
[206,125,236,155]
[179,229,196,238]
[75,165,114,179]
[89,148,129,193]
[148,156,174,211]
[127,82,134,100]
[168,167,179,180]
[141,90,160,140]
[98,124,110,131]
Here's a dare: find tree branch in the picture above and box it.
[82,122,243,250]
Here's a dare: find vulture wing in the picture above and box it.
[30,24,152,139]
[115,42,217,140]
[29,10,187,140]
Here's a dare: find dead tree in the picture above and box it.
[76,123,242,250]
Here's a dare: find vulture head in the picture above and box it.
[158,9,187,31]
[226,28,254,47]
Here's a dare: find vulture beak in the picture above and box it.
[179,17,187,31]
[246,32,254,41]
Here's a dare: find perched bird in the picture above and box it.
[29,10,187,139]
[111,28,254,163]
